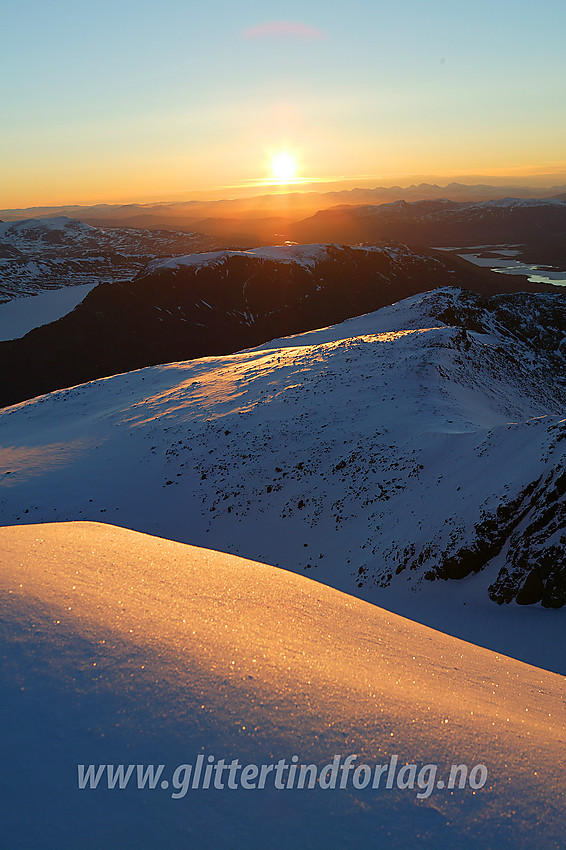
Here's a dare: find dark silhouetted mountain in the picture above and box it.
[0,242,547,408]
[290,198,566,261]
[2,183,566,237]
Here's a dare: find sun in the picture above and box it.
[271,151,297,183]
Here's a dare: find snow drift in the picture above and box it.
[1,521,564,848]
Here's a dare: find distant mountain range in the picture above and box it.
[2,182,566,243]
[0,216,218,301]
[0,242,550,408]
[290,197,566,266]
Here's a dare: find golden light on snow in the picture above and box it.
[2,521,566,843]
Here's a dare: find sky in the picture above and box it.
[2,0,566,207]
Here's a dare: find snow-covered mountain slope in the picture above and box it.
[0,216,217,301]
[1,521,564,849]
[146,242,338,272]
[1,287,565,671]
[0,241,536,407]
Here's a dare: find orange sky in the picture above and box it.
[2,1,565,208]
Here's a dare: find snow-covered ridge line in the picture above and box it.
[0,215,97,237]
[145,242,413,274]
[364,197,566,215]
[146,243,337,272]
[467,196,566,208]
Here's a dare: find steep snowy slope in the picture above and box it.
[0,241,540,407]
[1,521,564,848]
[1,287,565,671]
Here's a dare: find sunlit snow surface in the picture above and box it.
[0,521,564,848]
[147,243,336,272]
[1,287,565,675]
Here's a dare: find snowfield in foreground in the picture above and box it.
[1,287,565,674]
[0,521,564,848]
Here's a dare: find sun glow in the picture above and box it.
[270,151,298,183]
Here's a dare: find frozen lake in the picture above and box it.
[436,245,566,287]
[0,282,96,341]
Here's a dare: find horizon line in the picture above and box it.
[2,176,566,214]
